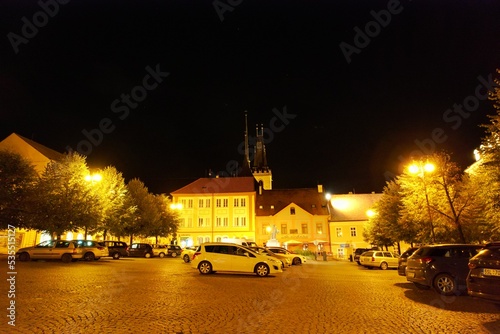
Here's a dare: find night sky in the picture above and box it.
[1,0,499,195]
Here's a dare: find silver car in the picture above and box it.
[16,240,84,263]
[72,240,109,261]
[359,250,399,270]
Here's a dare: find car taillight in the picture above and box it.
[97,246,105,250]
[192,252,201,259]
[419,257,433,264]
[371,257,375,262]
[468,263,477,269]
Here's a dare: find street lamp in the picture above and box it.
[409,161,436,243]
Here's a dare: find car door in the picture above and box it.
[211,245,235,271]
[52,241,71,259]
[231,246,257,273]
[129,244,141,257]
[31,240,56,259]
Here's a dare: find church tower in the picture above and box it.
[251,123,272,190]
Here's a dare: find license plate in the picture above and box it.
[483,268,500,277]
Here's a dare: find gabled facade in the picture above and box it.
[0,133,65,251]
[328,192,383,260]
[255,186,330,252]
[170,176,257,247]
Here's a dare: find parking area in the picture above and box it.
[2,257,500,333]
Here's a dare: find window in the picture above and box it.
[188,199,193,208]
[198,218,204,227]
[270,205,274,209]
[301,223,308,234]
[197,237,204,245]
[199,199,204,208]
[281,224,287,235]
[187,218,193,228]
[316,223,323,234]
[216,199,222,207]
[216,237,222,242]
[350,227,357,237]
[223,198,228,207]
[234,198,239,207]
[290,207,295,215]
[181,199,187,208]
[205,237,210,243]
[216,217,222,227]
[241,198,246,207]
[234,217,246,227]
[223,217,228,227]
[206,199,211,208]
[336,227,342,237]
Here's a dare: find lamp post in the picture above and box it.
[409,162,436,243]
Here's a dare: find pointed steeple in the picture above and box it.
[238,111,253,177]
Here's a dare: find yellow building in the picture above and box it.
[171,176,257,247]
[0,133,65,251]
[328,192,383,260]
[255,186,330,252]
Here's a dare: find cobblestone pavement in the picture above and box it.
[1,256,499,334]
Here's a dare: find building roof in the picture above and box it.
[13,133,65,161]
[329,193,382,221]
[171,177,257,195]
[256,188,330,216]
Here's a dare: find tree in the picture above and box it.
[365,180,403,250]
[466,68,500,238]
[0,150,37,229]
[124,178,154,244]
[144,194,179,244]
[89,166,129,240]
[400,152,481,243]
[26,153,102,239]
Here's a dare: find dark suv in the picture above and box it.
[127,243,154,258]
[467,242,500,305]
[101,240,128,259]
[406,244,483,296]
[397,247,419,276]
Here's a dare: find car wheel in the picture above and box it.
[255,263,270,277]
[171,252,177,258]
[183,254,190,263]
[145,252,152,258]
[380,262,388,270]
[413,282,430,290]
[61,254,72,263]
[84,252,95,261]
[19,252,30,262]
[356,261,361,265]
[159,252,165,258]
[292,257,302,265]
[112,252,120,260]
[198,261,212,274]
[433,273,457,296]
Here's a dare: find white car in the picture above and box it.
[266,247,307,265]
[181,246,199,263]
[191,243,283,277]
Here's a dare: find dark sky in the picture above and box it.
[1,0,499,195]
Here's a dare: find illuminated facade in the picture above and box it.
[255,186,330,252]
[171,177,257,247]
[328,192,383,260]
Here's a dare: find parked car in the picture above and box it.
[353,248,373,265]
[16,240,83,263]
[266,247,307,265]
[248,246,292,268]
[467,242,500,305]
[166,245,183,258]
[359,250,399,270]
[181,246,199,263]
[101,240,128,259]
[406,244,483,296]
[191,242,283,277]
[72,240,109,261]
[127,243,154,258]
[152,245,169,258]
[397,247,419,276]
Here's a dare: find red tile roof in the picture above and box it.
[171,177,256,194]
[256,188,330,216]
